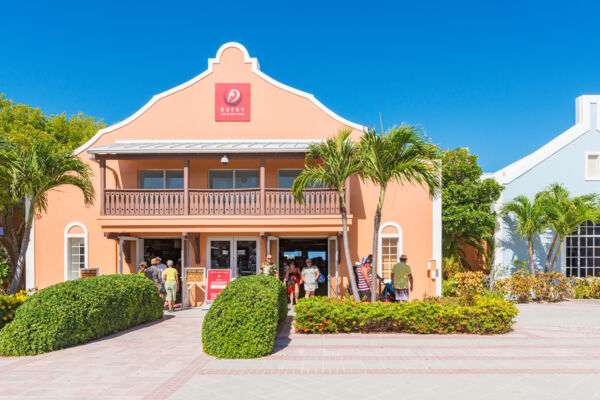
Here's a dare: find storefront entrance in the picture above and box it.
[279,238,329,297]
[206,237,260,278]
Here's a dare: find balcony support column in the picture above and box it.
[184,160,189,215]
[260,159,265,215]
[345,177,351,215]
[99,159,106,216]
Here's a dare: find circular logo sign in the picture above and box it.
[224,88,242,106]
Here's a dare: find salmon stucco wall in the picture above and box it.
[31,42,440,299]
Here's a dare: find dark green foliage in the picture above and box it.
[442,148,504,271]
[202,275,287,359]
[0,274,163,355]
[294,295,518,335]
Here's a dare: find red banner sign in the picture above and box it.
[206,269,231,301]
[215,83,251,121]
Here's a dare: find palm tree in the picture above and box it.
[549,194,598,272]
[536,184,571,273]
[357,126,441,302]
[0,138,94,294]
[502,195,547,275]
[292,129,361,300]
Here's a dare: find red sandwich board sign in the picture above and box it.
[215,83,251,121]
[206,269,231,301]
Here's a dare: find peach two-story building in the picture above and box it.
[25,42,441,304]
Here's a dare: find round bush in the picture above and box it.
[202,274,287,359]
[0,274,163,356]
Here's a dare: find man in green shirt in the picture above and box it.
[391,254,413,302]
[259,254,279,279]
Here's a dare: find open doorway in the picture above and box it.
[143,238,183,303]
[278,238,328,296]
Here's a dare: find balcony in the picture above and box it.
[90,140,350,218]
[103,188,341,216]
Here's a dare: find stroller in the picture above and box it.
[380,281,396,302]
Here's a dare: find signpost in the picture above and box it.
[206,269,231,302]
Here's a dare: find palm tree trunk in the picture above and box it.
[8,208,33,294]
[551,237,563,273]
[544,233,558,273]
[370,187,386,302]
[342,206,360,301]
[528,235,535,275]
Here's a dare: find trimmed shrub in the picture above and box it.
[494,271,571,302]
[202,275,287,359]
[294,295,518,335]
[494,269,534,303]
[0,274,163,356]
[0,291,28,329]
[454,271,485,305]
[572,277,600,299]
[532,272,571,301]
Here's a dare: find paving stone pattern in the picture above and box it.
[0,300,599,399]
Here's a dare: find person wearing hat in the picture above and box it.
[138,261,148,276]
[155,257,168,304]
[301,258,320,298]
[145,258,163,294]
[391,254,413,302]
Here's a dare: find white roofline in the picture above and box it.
[74,42,365,156]
[489,95,600,185]
[110,139,321,144]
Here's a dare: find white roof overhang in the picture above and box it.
[87,139,321,156]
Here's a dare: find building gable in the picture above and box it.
[75,42,365,156]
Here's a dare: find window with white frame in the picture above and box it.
[64,223,88,281]
[586,153,600,179]
[139,170,184,189]
[378,222,403,282]
[565,220,600,277]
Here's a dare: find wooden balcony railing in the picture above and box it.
[105,189,185,215]
[265,189,340,215]
[189,189,260,215]
[103,188,341,216]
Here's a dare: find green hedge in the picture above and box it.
[202,274,287,359]
[294,295,519,335]
[0,274,163,356]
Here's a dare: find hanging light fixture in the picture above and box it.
[220,154,229,165]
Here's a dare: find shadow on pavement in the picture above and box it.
[272,314,294,353]
[91,313,176,343]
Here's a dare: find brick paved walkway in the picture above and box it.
[1,300,599,399]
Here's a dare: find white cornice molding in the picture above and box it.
[74,42,365,156]
[489,95,600,185]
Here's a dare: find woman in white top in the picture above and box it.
[301,259,320,298]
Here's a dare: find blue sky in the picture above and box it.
[1,0,599,172]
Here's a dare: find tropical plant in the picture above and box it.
[292,129,361,300]
[441,148,503,271]
[502,195,547,275]
[535,184,571,273]
[0,94,103,290]
[357,126,441,301]
[548,194,598,272]
[0,138,95,293]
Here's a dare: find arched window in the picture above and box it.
[64,222,88,281]
[378,222,403,282]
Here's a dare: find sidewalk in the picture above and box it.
[1,301,599,399]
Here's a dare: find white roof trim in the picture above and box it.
[489,95,600,185]
[87,139,321,155]
[74,42,365,156]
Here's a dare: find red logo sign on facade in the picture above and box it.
[215,83,250,121]
[206,269,232,301]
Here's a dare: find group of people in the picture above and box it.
[355,254,413,302]
[258,254,321,307]
[138,257,179,312]
[257,252,413,306]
